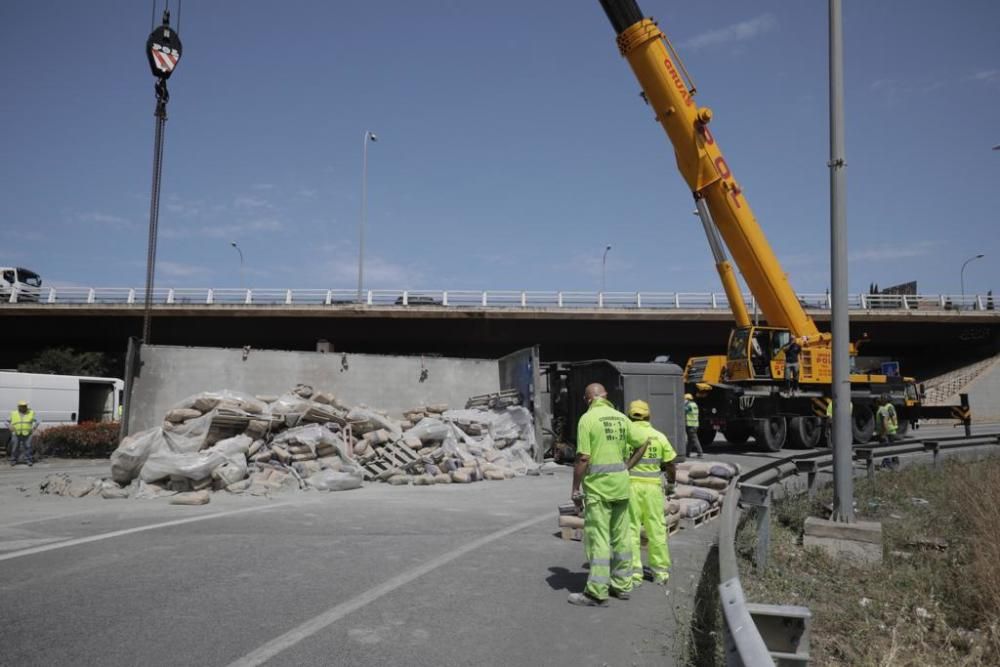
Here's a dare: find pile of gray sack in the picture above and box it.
[108,385,539,497]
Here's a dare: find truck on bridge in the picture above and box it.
[598,0,967,451]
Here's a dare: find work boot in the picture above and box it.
[567,592,607,608]
[655,575,670,586]
[608,587,631,601]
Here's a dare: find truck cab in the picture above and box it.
[0,267,43,303]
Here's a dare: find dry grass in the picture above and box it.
[737,456,1000,666]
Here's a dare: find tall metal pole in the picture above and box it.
[829,0,854,522]
[231,241,245,290]
[142,10,182,343]
[142,98,167,343]
[601,245,612,294]
[960,254,984,310]
[357,130,377,303]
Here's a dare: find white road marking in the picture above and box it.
[226,511,550,667]
[0,502,294,562]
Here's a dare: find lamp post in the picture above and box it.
[960,253,985,310]
[231,241,244,290]
[357,130,378,303]
[601,245,612,295]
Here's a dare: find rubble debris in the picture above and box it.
[90,385,541,502]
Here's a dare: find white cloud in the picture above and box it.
[681,14,777,51]
[202,217,285,239]
[157,260,210,278]
[81,212,132,227]
[969,69,1000,85]
[234,195,271,210]
[848,241,942,263]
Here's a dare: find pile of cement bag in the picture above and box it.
[558,459,740,535]
[100,385,538,500]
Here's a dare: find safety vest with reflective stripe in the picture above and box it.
[576,397,631,501]
[685,400,699,428]
[10,410,36,436]
[627,420,677,485]
[877,403,898,434]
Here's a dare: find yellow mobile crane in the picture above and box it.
[598,0,962,451]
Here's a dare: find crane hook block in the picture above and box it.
[146,11,182,80]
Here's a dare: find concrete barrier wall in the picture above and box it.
[128,344,501,433]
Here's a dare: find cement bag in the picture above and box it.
[165,408,201,424]
[665,499,681,515]
[674,484,719,504]
[709,462,740,479]
[212,461,246,486]
[405,417,451,443]
[676,498,711,518]
[139,448,228,483]
[110,427,163,484]
[171,390,267,416]
[692,476,729,490]
[269,393,318,416]
[686,462,712,479]
[307,469,363,492]
[160,411,215,454]
[348,407,402,437]
[675,469,690,485]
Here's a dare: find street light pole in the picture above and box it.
[960,253,985,309]
[828,0,854,523]
[601,245,612,294]
[357,130,378,303]
[231,241,245,290]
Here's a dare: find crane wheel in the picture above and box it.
[722,421,753,445]
[754,417,787,452]
[788,416,822,449]
[697,424,717,448]
[851,403,876,443]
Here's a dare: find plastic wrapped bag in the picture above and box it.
[347,406,402,437]
[306,469,363,491]
[139,448,229,483]
[405,417,451,443]
[171,390,268,416]
[110,428,166,484]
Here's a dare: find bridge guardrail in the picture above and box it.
[7,287,999,313]
[717,433,1000,666]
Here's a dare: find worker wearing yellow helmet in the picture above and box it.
[7,399,38,467]
[684,393,703,458]
[625,399,677,586]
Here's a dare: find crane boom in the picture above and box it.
[599,0,819,340]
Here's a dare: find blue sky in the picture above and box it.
[2,0,998,296]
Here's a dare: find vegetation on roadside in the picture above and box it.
[33,422,120,458]
[17,347,111,377]
[737,458,1000,666]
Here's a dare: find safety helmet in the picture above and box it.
[628,399,650,420]
[684,393,694,401]
[17,400,28,407]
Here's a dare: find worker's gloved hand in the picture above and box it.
[664,482,676,496]
[571,490,585,512]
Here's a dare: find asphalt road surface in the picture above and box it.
[3,421,992,667]
[0,464,717,667]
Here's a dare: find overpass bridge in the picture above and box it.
[5,286,999,379]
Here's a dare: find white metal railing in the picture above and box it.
[5,287,999,313]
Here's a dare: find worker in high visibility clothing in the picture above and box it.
[875,394,898,444]
[684,394,703,457]
[7,400,38,467]
[625,400,677,586]
[568,383,646,607]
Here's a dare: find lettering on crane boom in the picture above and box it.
[662,58,694,107]
[700,125,743,209]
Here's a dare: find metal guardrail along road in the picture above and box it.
[6,287,1000,312]
[718,432,1000,666]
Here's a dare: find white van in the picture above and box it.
[0,371,123,445]
[0,267,43,302]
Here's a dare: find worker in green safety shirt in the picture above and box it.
[568,383,649,607]
[7,400,38,467]
[684,393,703,457]
[875,394,898,444]
[625,400,677,587]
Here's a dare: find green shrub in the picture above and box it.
[34,422,120,458]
